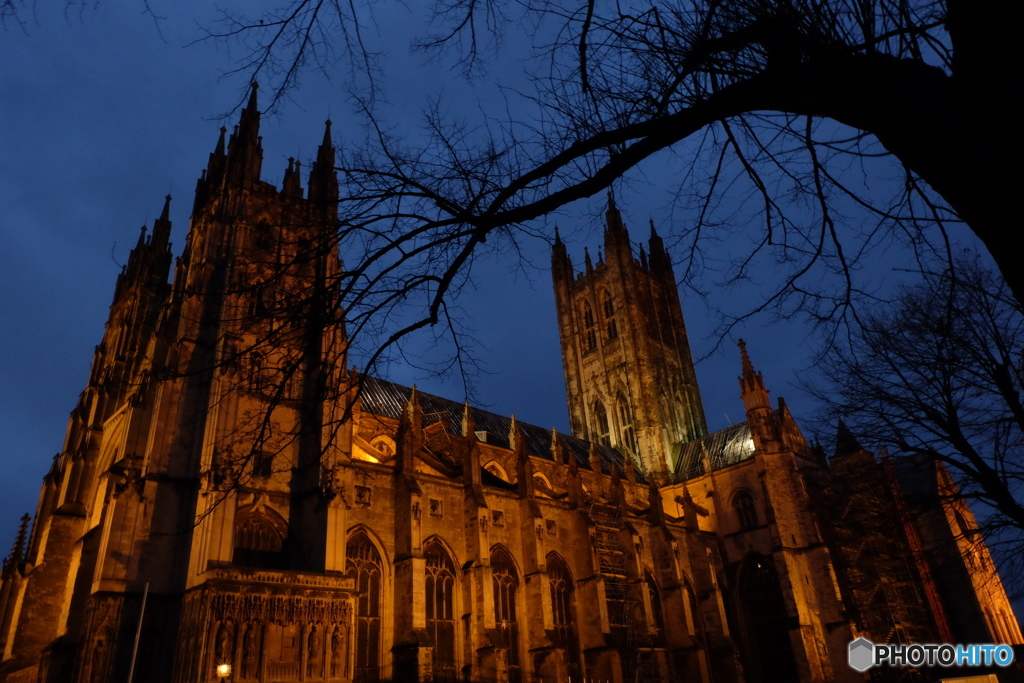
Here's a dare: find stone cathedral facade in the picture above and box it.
[0,87,1020,683]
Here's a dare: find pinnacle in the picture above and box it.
[320,119,333,150]
[151,194,172,247]
[604,190,627,239]
[738,339,770,408]
[245,81,259,112]
[214,127,227,156]
[739,339,755,376]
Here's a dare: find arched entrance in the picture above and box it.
[737,553,799,682]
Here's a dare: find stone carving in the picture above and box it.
[355,485,371,506]
[307,625,321,677]
[330,623,349,678]
[242,623,258,679]
[216,620,233,661]
[89,638,107,683]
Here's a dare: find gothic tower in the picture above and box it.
[551,197,707,476]
[0,84,356,683]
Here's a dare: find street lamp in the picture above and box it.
[216,663,232,680]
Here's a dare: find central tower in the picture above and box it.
[551,198,707,475]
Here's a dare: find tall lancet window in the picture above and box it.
[581,300,597,353]
[617,392,637,454]
[491,548,522,683]
[602,290,618,340]
[425,541,457,683]
[548,554,582,681]
[644,570,666,634]
[347,534,382,683]
[734,491,758,531]
[594,400,611,446]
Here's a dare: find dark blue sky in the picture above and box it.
[0,3,983,563]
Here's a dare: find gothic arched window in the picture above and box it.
[616,392,637,453]
[953,508,975,538]
[581,301,597,353]
[734,491,758,531]
[602,290,618,341]
[594,400,611,446]
[370,435,396,461]
[253,220,274,251]
[548,554,582,681]
[491,548,522,683]
[425,542,458,683]
[645,570,665,635]
[683,576,703,640]
[233,513,286,569]
[347,534,383,683]
[483,460,509,482]
[250,280,266,317]
[248,353,264,392]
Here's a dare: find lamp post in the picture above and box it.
[216,663,232,682]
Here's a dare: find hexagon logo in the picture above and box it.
[848,637,875,672]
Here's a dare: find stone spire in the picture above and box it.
[308,119,338,204]
[738,340,779,451]
[834,419,866,459]
[461,400,475,438]
[604,191,630,252]
[648,218,671,274]
[152,194,172,248]
[406,384,422,430]
[552,225,573,281]
[3,514,30,572]
[738,339,770,412]
[225,82,264,188]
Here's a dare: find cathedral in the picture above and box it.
[0,86,1020,683]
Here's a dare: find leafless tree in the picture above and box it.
[807,256,1024,579]
[1,0,27,27]
[199,0,1024,357]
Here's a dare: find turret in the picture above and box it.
[738,340,780,452]
[551,226,572,281]
[738,339,770,412]
[603,192,630,254]
[282,157,303,199]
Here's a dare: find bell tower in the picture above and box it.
[551,196,707,476]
